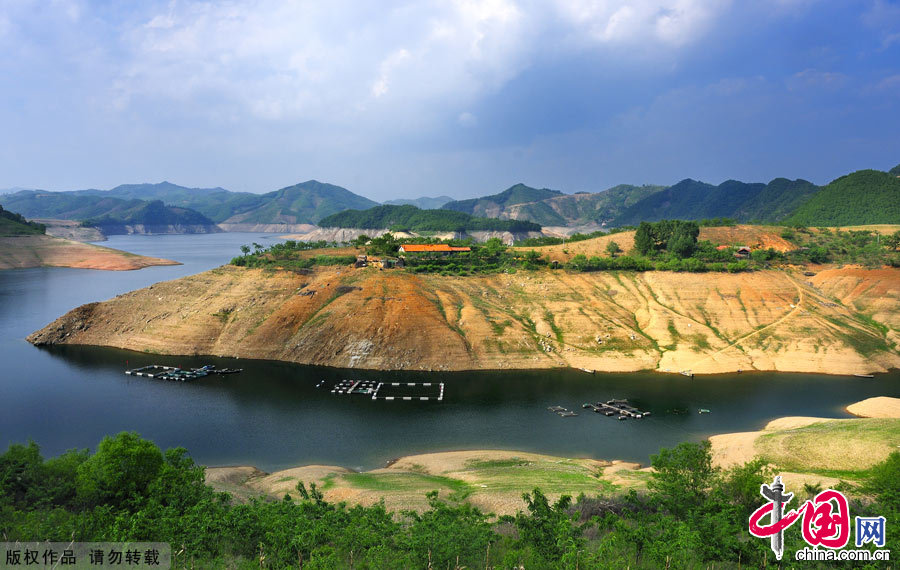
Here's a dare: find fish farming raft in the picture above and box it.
[125,364,242,382]
[328,380,444,401]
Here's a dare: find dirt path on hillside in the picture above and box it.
[693,275,805,369]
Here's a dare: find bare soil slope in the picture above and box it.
[27,260,900,374]
[0,235,178,271]
[515,225,796,264]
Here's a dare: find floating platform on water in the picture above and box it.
[125,365,206,381]
[548,405,577,417]
[330,380,444,401]
[853,374,874,378]
[584,399,650,419]
[125,364,242,382]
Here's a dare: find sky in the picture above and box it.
[1,0,899,201]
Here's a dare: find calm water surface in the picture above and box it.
[1,233,898,471]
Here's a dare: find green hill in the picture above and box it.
[384,196,454,209]
[442,184,564,216]
[732,178,820,222]
[224,180,378,225]
[319,204,541,232]
[785,170,900,226]
[529,184,665,226]
[81,200,219,233]
[0,205,45,236]
[613,178,823,225]
[0,191,149,220]
[77,182,263,222]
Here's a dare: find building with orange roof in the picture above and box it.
[398,244,471,253]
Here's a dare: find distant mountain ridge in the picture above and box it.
[223,180,378,225]
[2,163,898,231]
[384,196,454,209]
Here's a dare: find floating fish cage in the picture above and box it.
[547,405,578,417]
[125,364,242,382]
[372,382,444,401]
[583,399,650,419]
[125,365,207,382]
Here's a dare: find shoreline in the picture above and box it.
[26,263,900,376]
[29,341,900,377]
[0,235,180,271]
[204,397,900,515]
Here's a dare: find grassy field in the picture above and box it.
[754,418,900,479]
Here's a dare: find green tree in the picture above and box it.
[76,432,164,509]
[634,222,655,254]
[864,451,900,511]
[606,240,621,257]
[648,441,716,518]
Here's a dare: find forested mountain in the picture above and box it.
[785,170,900,226]
[612,177,828,226]
[442,184,564,217]
[74,182,263,222]
[0,205,45,236]
[3,164,898,231]
[384,196,454,209]
[0,180,379,226]
[81,200,219,233]
[223,180,379,225]
[318,204,541,232]
[513,184,666,226]
[1,191,180,222]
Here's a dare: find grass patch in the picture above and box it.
[211,307,233,323]
[755,418,900,477]
[342,472,472,501]
[544,310,564,343]
[320,473,336,491]
[688,333,711,352]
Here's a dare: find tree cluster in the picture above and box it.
[634,220,700,257]
[319,204,541,232]
[2,433,896,568]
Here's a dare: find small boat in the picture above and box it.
[853,374,874,378]
[580,368,595,374]
[699,408,711,414]
[617,416,627,421]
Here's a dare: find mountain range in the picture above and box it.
[2,163,898,231]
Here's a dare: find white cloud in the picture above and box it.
[458,111,479,127]
[552,0,731,48]
[104,0,738,130]
[786,69,848,91]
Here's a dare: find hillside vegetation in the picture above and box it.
[442,183,564,220]
[3,430,897,568]
[319,204,542,232]
[0,192,218,233]
[82,199,219,233]
[785,170,900,226]
[223,180,378,225]
[384,195,454,209]
[0,205,45,236]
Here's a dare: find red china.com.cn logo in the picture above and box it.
[749,476,890,562]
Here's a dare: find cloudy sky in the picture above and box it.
[1,0,898,200]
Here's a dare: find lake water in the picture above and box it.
[1,234,898,472]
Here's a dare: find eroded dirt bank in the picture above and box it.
[205,397,900,515]
[0,235,179,271]
[27,262,900,374]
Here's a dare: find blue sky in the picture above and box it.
[1,0,898,201]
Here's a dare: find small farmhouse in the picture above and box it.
[734,246,752,258]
